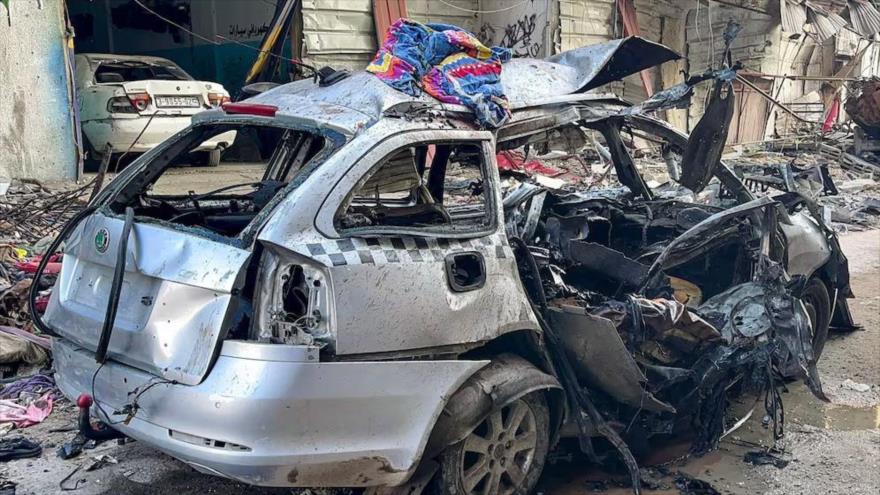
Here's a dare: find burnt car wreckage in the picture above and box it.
[30,36,855,494]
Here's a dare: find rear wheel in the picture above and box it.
[436,392,550,495]
[802,277,831,360]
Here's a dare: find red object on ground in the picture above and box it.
[823,96,840,132]
[496,151,564,177]
[76,394,93,409]
[33,295,49,313]
[14,260,61,275]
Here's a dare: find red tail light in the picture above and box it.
[207,93,231,107]
[127,92,151,111]
[221,102,277,117]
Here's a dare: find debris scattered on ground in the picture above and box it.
[0,373,59,430]
[724,146,879,232]
[673,471,721,495]
[756,426,880,495]
[84,454,118,472]
[840,378,872,393]
[0,437,41,462]
[57,433,99,461]
[743,450,790,469]
[0,179,90,245]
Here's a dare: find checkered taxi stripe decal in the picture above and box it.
[297,234,512,267]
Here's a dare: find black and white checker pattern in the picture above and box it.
[296,233,512,267]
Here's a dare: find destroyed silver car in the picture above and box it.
[34,37,854,494]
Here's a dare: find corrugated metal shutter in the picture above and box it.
[301,0,377,70]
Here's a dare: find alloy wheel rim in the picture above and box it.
[458,399,538,494]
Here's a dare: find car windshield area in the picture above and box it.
[106,123,333,238]
[94,60,192,83]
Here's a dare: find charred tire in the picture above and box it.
[802,277,831,360]
[435,392,550,495]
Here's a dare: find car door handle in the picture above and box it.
[445,251,486,292]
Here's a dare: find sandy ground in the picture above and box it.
[1,227,878,494]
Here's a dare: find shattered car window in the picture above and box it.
[336,142,493,232]
[108,123,329,238]
[94,60,192,82]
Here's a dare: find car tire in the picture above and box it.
[802,277,831,360]
[205,148,222,167]
[435,392,550,495]
[82,137,105,172]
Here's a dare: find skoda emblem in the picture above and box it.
[95,228,110,254]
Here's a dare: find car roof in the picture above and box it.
[200,36,679,136]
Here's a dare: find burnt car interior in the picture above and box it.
[106,123,327,237]
[336,141,492,232]
[494,102,831,487]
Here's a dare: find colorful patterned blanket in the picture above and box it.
[367,19,512,128]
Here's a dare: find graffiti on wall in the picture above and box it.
[480,13,542,58]
[227,23,270,39]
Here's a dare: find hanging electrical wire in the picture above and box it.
[437,0,531,15]
[132,0,318,78]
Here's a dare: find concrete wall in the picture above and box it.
[0,0,78,181]
[478,0,554,58]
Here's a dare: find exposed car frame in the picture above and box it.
[38,37,854,493]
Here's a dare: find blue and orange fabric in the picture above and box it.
[367,19,512,128]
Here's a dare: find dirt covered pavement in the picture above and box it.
[0,230,878,495]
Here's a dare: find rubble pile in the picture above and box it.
[0,180,88,331]
[0,179,91,244]
[724,149,880,231]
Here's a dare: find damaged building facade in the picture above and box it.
[293,0,880,141]
[2,0,878,180]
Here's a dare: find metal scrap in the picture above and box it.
[0,179,91,244]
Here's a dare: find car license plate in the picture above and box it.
[155,96,200,108]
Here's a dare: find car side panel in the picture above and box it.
[781,211,832,278]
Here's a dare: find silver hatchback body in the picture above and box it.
[42,37,853,491]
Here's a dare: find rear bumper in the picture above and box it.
[81,117,234,154]
[53,338,485,487]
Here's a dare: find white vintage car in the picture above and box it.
[74,53,235,166]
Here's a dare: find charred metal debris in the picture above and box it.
[499,70,841,491]
[507,184,828,482]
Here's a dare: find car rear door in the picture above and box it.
[312,130,537,355]
[43,211,250,385]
